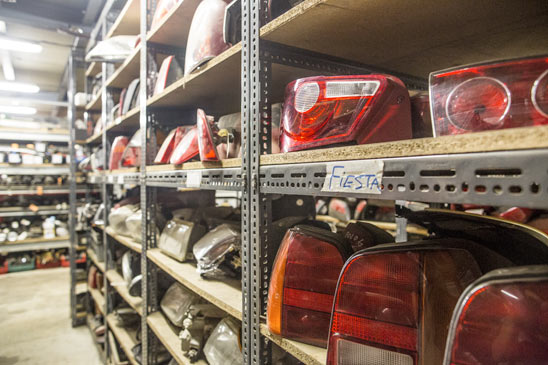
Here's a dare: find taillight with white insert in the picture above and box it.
[444,265,548,365]
[153,56,183,96]
[267,225,352,347]
[430,56,548,136]
[280,75,412,152]
[170,126,199,164]
[155,126,185,164]
[151,0,181,30]
[327,240,482,365]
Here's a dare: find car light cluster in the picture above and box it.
[267,210,548,364]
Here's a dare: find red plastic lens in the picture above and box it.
[532,69,548,117]
[170,126,199,164]
[197,109,220,161]
[155,127,185,164]
[151,0,179,30]
[327,246,482,365]
[430,56,548,136]
[446,77,510,130]
[280,75,412,152]
[109,136,129,170]
[154,56,173,96]
[446,268,548,365]
[267,227,347,347]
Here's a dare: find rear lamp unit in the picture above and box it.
[153,55,183,96]
[430,56,548,136]
[267,225,353,347]
[155,126,186,164]
[184,0,229,75]
[280,75,412,152]
[109,136,129,170]
[150,0,181,30]
[444,265,548,365]
[120,129,142,167]
[327,240,483,365]
[170,126,199,164]
[197,108,220,161]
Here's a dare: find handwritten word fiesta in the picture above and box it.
[327,165,381,192]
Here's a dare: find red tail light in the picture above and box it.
[267,225,352,347]
[155,127,185,164]
[498,207,533,223]
[153,56,183,96]
[444,265,548,365]
[170,126,199,164]
[197,108,220,161]
[430,56,548,136]
[280,75,412,152]
[120,129,142,167]
[109,136,129,170]
[327,241,482,365]
[151,0,180,30]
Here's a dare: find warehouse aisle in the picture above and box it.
[0,268,101,365]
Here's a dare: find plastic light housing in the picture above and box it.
[280,75,412,152]
[150,0,180,30]
[153,55,183,96]
[170,126,199,164]
[444,265,548,365]
[109,136,129,170]
[267,225,352,347]
[184,0,229,75]
[120,129,142,167]
[327,241,482,365]
[430,56,548,136]
[203,317,242,365]
[158,218,206,262]
[154,126,185,164]
[197,108,220,161]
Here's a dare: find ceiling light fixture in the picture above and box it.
[0,36,43,53]
[0,81,40,93]
[0,105,37,115]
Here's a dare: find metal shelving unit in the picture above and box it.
[68,0,548,364]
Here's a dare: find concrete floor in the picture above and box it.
[0,267,102,365]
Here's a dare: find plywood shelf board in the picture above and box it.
[106,269,143,315]
[261,325,326,365]
[87,248,106,272]
[89,287,106,315]
[146,158,241,172]
[0,236,69,245]
[106,314,139,365]
[261,125,548,166]
[261,0,548,78]
[86,62,101,77]
[147,311,207,365]
[148,249,242,320]
[106,0,140,39]
[146,0,201,48]
[85,91,102,111]
[106,46,141,89]
[106,226,142,253]
[147,45,242,115]
[107,107,140,135]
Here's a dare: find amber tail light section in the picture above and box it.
[444,265,548,365]
[327,241,482,365]
[429,56,548,136]
[267,225,352,347]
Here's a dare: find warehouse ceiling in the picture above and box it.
[0,0,105,123]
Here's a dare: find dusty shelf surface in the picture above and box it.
[106,269,143,315]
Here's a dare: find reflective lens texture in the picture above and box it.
[430,56,548,136]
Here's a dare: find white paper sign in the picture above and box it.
[118,175,124,184]
[321,160,384,194]
[186,171,202,188]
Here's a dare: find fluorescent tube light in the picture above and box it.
[0,105,37,115]
[0,36,42,53]
[0,81,40,93]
